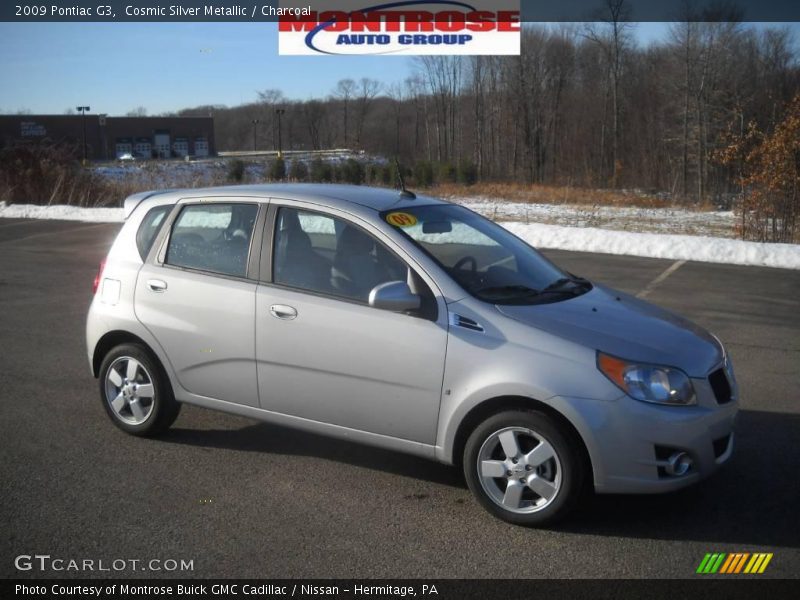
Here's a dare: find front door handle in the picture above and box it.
[147,279,167,292]
[269,304,297,320]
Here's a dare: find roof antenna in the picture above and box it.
[395,158,416,200]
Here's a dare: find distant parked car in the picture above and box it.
[117,152,135,162]
[86,184,738,525]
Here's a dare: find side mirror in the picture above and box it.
[368,281,421,312]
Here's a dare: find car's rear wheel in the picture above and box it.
[99,343,180,436]
[464,410,584,526]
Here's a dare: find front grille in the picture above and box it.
[708,368,733,405]
[713,434,731,459]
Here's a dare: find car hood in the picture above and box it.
[496,284,722,377]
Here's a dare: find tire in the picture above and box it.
[98,343,180,437]
[463,410,585,526]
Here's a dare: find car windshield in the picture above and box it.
[382,204,590,304]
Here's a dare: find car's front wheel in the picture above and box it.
[464,410,585,526]
[99,343,180,436]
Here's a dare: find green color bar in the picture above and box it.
[710,553,727,573]
[704,554,719,573]
[697,554,713,574]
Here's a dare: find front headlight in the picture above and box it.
[597,352,696,405]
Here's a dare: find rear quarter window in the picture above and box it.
[135,205,171,260]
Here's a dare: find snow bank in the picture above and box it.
[0,202,123,223]
[502,221,800,270]
[2,201,798,270]
[457,198,736,238]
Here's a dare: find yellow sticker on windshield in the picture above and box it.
[385,212,418,227]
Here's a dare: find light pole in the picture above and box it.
[251,119,259,152]
[275,108,285,158]
[76,105,90,165]
[98,113,108,160]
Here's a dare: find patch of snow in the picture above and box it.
[502,222,800,270]
[0,201,123,223]
[2,201,798,270]
[456,199,737,239]
[92,161,230,188]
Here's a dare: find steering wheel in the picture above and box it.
[453,256,477,273]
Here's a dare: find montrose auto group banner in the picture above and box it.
[276,0,520,55]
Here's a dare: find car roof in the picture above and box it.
[125,183,449,219]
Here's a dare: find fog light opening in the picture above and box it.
[665,452,693,476]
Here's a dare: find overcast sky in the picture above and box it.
[0,21,795,116]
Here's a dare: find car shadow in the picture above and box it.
[162,408,798,547]
[162,418,464,489]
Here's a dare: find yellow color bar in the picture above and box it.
[758,554,773,574]
[745,553,773,574]
[744,554,759,573]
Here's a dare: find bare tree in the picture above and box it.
[332,79,355,147]
[405,75,428,158]
[584,0,634,187]
[670,15,699,198]
[302,100,326,150]
[386,82,406,156]
[257,89,285,150]
[469,57,485,175]
[416,56,464,162]
[354,78,382,149]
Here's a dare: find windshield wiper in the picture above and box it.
[540,276,591,295]
[475,277,591,302]
[473,284,541,299]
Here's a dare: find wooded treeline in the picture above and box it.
[178,20,798,206]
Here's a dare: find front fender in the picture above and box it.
[434,314,621,465]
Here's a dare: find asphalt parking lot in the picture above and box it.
[1,218,798,579]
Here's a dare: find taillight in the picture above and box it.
[93,260,106,294]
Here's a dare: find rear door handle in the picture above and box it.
[269,304,297,320]
[147,279,168,292]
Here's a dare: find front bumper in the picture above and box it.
[551,375,738,494]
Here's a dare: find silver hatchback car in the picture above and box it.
[87,184,738,525]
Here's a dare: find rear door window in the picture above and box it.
[165,203,258,278]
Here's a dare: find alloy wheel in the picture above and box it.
[104,356,155,425]
[476,426,562,514]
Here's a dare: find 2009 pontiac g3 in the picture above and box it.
[87,183,738,525]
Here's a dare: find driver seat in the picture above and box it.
[331,226,387,300]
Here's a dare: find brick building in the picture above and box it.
[0,114,215,160]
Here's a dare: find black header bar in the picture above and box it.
[2,1,799,23]
[5,579,800,600]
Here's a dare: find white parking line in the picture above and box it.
[636,260,687,298]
